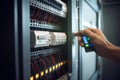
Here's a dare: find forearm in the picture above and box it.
[104,42,120,63]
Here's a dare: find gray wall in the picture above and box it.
[102,4,120,80]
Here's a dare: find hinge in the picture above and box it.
[76,0,79,8]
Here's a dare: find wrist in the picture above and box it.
[103,41,120,63]
[101,41,113,57]
[103,41,119,57]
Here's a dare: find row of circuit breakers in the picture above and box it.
[31,30,67,48]
[29,0,68,80]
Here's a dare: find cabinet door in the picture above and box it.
[79,0,99,80]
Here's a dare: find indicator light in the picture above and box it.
[40,71,44,77]
[49,67,52,72]
[85,44,89,47]
[56,64,58,69]
[30,76,34,80]
[61,62,63,66]
[45,69,49,74]
[87,37,90,40]
[35,73,39,79]
[53,66,55,70]
[58,63,61,67]
[89,43,93,46]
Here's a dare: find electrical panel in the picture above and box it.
[29,0,68,80]
[2,0,102,80]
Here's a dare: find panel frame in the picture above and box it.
[17,0,31,80]
[67,0,79,80]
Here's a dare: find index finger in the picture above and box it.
[74,31,82,36]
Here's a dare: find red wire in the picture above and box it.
[43,12,48,21]
[38,57,47,80]
[33,8,38,19]
[33,59,40,72]
[39,57,47,68]
[34,10,40,20]
[47,14,53,23]
[45,57,52,80]
[31,61,36,74]
[50,54,56,64]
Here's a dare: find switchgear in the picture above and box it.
[29,0,68,80]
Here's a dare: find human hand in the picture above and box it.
[75,28,110,56]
